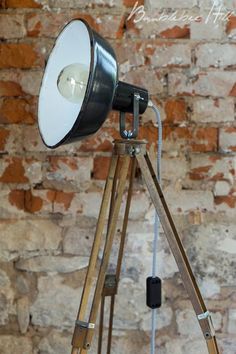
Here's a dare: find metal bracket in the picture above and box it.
[102,274,117,296]
[197,311,215,338]
[128,145,141,157]
[75,320,95,329]
[119,93,141,139]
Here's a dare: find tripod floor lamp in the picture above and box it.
[37,19,220,354]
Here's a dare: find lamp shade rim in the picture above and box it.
[38,18,119,149]
[38,18,96,149]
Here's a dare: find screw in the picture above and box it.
[128,146,135,156]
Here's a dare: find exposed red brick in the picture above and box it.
[163,126,192,140]
[49,157,78,171]
[189,166,212,180]
[209,155,221,163]
[215,196,236,208]
[0,157,28,183]
[144,45,155,56]
[225,127,236,133]
[142,41,175,57]
[0,98,35,124]
[47,190,74,211]
[191,128,218,152]
[125,16,140,35]
[97,14,126,39]
[79,128,119,153]
[27,13,59,37]
[213,98,220,108]
[27,12,98,38]
[164,99,187,123]
[9,189,43,212]
[210,173,224,181]
[24,190,43,212]
[0,128,10,150]
[116,16,126,39]
[190,154,234,182]
[123,0,144,6]
[47,191,56,203]
[0,43,42,69]
[106,111,119,125]
[55,191,74,211]
[229,83,236,96]
[93,156,110,180]
[160,25,190,39]
[5,0,41,8]
[226,15,236,34]
[9,189,24,210]
[139,124,158,148]
[0,81,24,97]
[27,13,42,37]
[79,137,112,153]
[220,127,236,152]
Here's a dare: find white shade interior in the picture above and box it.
[38,20,91,147]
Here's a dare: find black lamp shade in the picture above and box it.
[38,19,148,149]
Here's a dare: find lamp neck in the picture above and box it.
[112,81,149,140]
[112,81,149,114]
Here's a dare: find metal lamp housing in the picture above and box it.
[38,19,148,149]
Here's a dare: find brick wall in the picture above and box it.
[0,0,236,353]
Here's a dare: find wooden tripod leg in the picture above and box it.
[82,155,131,350]
[106,294,115,354]
[97,161,135,354]
[136,152,220,354]
[105,157,137,354]
[71,154,119,353]
[97,295,105,354]
[97,162,120,354]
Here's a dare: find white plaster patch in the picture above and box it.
[216,238,236,254]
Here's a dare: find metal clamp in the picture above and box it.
[120,93,141,139]
[104,274,117,289]
[75,320,95,330]
[198,310,211,321]
[128,145,141,156]
[197,311,215,338]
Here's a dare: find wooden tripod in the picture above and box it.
[71,139,220,354]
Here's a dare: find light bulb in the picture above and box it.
[57,63,89,104]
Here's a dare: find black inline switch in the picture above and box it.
[146,276,162,309]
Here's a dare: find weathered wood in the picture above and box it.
[107,295,115,354]
[105,157,137,354]
[71,139,219,354]
[71,154,118,351]
[207,337,220,354]
[136,152,219,354]
[97,296,105,354]
[83,156,130,349]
